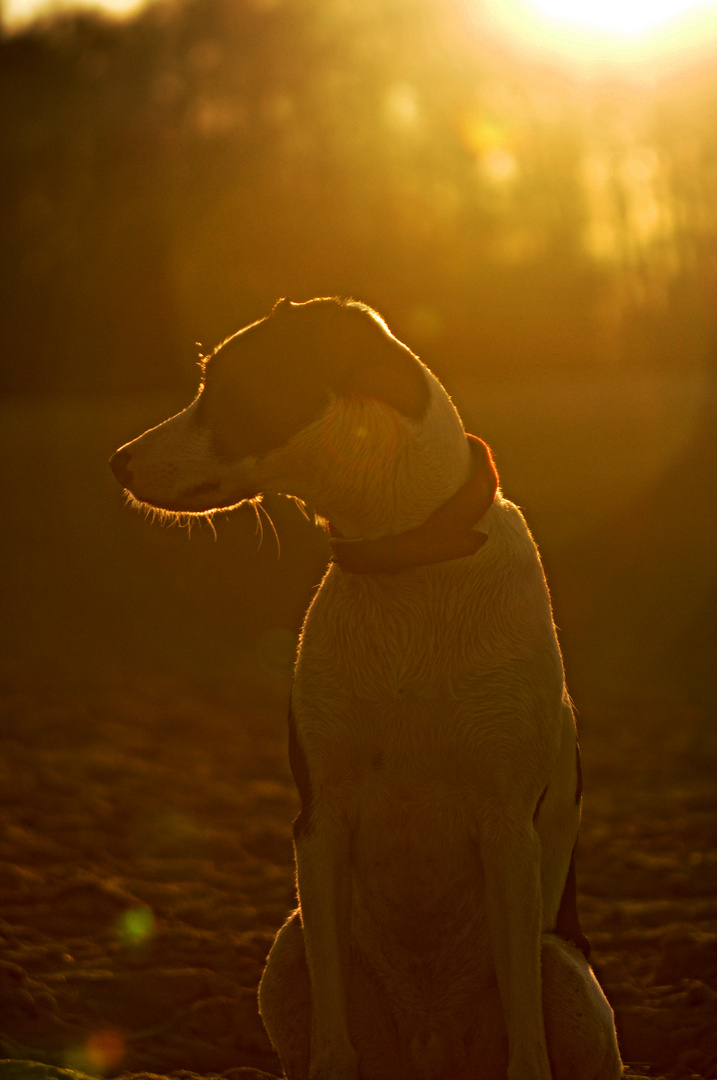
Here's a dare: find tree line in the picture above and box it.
[1,0,716,394]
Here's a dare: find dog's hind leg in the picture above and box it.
[259,911,405,1080]
[259,911,311,1080]
[541,935,622,1080]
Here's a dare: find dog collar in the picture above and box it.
[329,434,498,575]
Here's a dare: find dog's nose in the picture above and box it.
[109,446,134,488]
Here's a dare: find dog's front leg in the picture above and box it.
[295,813,358,1080]
[479,819,552,1080]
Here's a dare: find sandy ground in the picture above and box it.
[0,673,715,1080]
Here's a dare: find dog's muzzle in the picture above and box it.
[109,446,133,488]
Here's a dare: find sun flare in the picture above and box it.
[527,0,713,36]
[482,0,717,68]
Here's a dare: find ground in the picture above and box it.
[0,674,715,1080]
[1,394,715,1080]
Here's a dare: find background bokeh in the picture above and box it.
[1,0,716,704]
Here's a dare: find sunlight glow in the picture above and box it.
[3,0,147,27]
[482,0,717,68]
[579,146,674,263]
[528,0,713,36]
[458,113,520,187]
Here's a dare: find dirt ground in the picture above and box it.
[0,672,715,1080]
[1,395,715,1080]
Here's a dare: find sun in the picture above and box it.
[527,0,713,37]
[481,0,717,69]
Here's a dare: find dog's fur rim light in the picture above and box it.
[110,297,622,1080]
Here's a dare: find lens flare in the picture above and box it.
[458,113,520,187]
[67,1029,126,1075]
[118,904,155,945]
[526,0,714,36]
[87,1030,126,1070]
[480,0,717,69]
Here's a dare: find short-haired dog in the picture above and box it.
[110,297,621,1080]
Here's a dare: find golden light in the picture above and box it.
[3,0,146,28]
[528,0,712,36]
[481,0,717,69]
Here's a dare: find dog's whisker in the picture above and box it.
[257,499,281,559]
[250,497,265,549]
[122,486,226,533]
[290,495,311,522]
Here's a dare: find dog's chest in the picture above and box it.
[298,564,504,701]
[292,533,565,794]
[297,508,558,699]
[353,745,482,897]
[330,708,486,948]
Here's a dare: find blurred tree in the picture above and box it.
[0,0,715,393]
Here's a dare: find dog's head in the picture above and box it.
[110,297,431,517]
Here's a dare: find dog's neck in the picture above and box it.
[260,379,477,541]
[328,434,497,573]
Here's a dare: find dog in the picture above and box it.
[110,297,622,1080]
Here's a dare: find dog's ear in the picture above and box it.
[269,299,430,420]
[329,305,431,421]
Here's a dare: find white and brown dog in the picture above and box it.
[110,297,621,1080]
